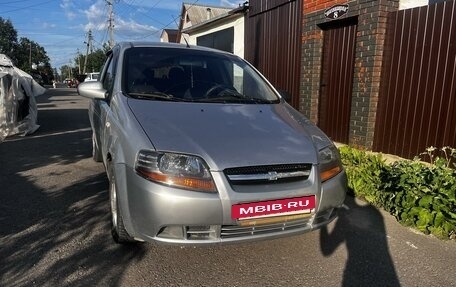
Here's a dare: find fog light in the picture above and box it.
[186,225,219,240]
[157,226,185,239]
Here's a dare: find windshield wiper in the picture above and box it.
[198,96,245,103]
[212,90,276,103]
[199,93,275,104]
[218,90,244,98]
[128,92,188,101]
[197,90,249,103]
[248,98,276,104]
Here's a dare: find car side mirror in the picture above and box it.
[77,81,107,100]
[278,90,292,103]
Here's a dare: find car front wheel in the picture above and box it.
[108,165,135,244]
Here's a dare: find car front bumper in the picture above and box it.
[117,164,347,245]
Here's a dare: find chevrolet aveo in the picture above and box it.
[77,42,347,244]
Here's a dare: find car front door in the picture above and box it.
[97,48,118,164]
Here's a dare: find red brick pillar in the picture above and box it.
[300,0,399,149]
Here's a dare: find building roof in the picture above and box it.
[176,2,233,43]
[182,3,232,27]
[182,4,248,34]
[161,29,179,43]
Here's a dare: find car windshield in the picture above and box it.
[122,47,280,104]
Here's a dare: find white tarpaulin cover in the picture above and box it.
[0,54,46,142]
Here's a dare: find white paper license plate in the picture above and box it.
[231,195,316,220]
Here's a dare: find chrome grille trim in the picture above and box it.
[224,164,312,184]
[221,217,312,239]
[226,170,310,181]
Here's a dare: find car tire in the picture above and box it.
[92,133,103,162]
[108,165,135,244]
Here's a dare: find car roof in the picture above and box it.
[115,41,235,57]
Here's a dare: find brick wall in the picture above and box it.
[300,0,399,148]
[304,0,349,13]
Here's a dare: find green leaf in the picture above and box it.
[418,195,433,208]
[434,211,445,227]
[443,221,456,233]
[416,209,435,233]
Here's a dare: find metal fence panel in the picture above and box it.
[245,0,302,108]
[374,1,456,158]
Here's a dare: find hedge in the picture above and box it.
[339,146,456,240]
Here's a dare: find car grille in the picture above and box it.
[224,163,312,184]
[220,217,312,239]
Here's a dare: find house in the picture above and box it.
[180,4,247,58]
[160,29,179,43]
[168,2,247,58]
[400,0,428,9]
[176,3,232,42]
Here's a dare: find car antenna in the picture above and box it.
[183,36,190,48]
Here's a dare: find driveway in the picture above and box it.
[0,87,455,286]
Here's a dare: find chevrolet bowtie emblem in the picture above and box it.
[267,171,279,181]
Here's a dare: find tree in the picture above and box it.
[40,62,54,85]
[86,49,107,73]
[66,45,109,82]
[15,38,51,73]
[77,46,108,75]
[13,37,53,83]
[0,17,18,62]
[60,64,78,80]
[0,16,53,83]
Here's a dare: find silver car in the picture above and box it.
[78,42,347,245]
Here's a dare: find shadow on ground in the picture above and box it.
[0,90,146,286]
[320,196,401,286]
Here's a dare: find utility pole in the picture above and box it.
[83,30,93,75]
[107,0,115,49]
[77,48,81,74]
[29,41,32,70]
[68,60,72,79]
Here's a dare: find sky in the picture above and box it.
[0,0,245,70]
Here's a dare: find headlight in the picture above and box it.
[318,145,342,182]
[135,150,217,192]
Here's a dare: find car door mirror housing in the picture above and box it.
[77,81,107,100]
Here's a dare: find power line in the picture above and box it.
[120,0,167,26]
[115,0,137,20]
[0,0,36,4]
[1,0,57,13]
[99,28,109,48]
[137,0,200,40]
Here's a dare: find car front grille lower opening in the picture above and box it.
[224,163,312,185]
[157,225,220,241]
[221,215,313,239]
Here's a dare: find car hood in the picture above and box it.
[127,99,331,171]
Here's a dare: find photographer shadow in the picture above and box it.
[320,196,401,286]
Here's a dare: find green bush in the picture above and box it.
[339,146,389,206]
[339,146,456,240]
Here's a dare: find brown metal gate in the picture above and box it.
[244,0,302,108]
[373,2,456,158]
[319,18,357,144]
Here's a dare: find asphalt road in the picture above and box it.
[1,88,455,287]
